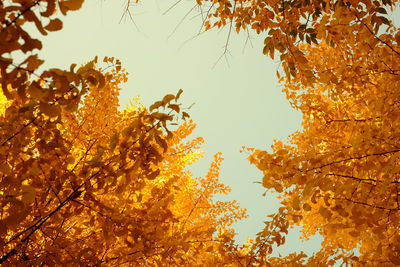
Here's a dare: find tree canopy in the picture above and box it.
[0,0,247,264]
[1,0,400,265]
[205,0,400,264]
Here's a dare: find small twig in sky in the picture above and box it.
[162,0,183,15]
[167,4,197,40]
[198,3,215,34]
[212,49,232,69]
[213,1,236,69]
[119,2,141,32]
[178,30,208,51]
[242,27,254,54]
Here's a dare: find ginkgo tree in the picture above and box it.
[4,0,400,265]
[196,0,399,79]
[0,0,250,265]
[194,0,400,264]
[247,38,400,265]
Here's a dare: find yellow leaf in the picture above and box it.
[26,55,44,71]
[149,101,163,111]
[60,0,84,11]
[147,169,160,180]
[39,102,61,118]
[168,104,180,113]
[175,89,183,100]
[155,135,168,152]
[44,18,63,31]
[28,82,47,101]
[303,203,312,211]
[319,206,332,220]
[21,185,36,204]
[349,230,359,237]
[292,196,300,210]
[152,112,173,121]
[162,94,175,105]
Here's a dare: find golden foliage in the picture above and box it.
[210,0,400,264]
[4,0,400,265]
[0,1,247,265]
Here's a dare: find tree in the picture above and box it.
[197,0,398,79]
[4,0,400,265]
[0,0,248,265]
[248,40,400,265]
[195,0,400,264]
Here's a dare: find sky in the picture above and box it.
[36,0,322,256]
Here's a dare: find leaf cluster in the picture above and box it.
[0,1,248,265]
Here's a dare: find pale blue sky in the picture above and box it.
[36,0,321,256]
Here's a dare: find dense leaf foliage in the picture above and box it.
[0,0,248,265]
[197,0,399,79]
[197,0,400,264]
[2,0,400,265]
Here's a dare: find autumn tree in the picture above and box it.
[0,0,249,265]
[248,39,400,265]
[5,0,400,265]
[193,0,400,264]
[196,0,398,78]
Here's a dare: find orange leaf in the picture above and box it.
[45,18,63,31]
